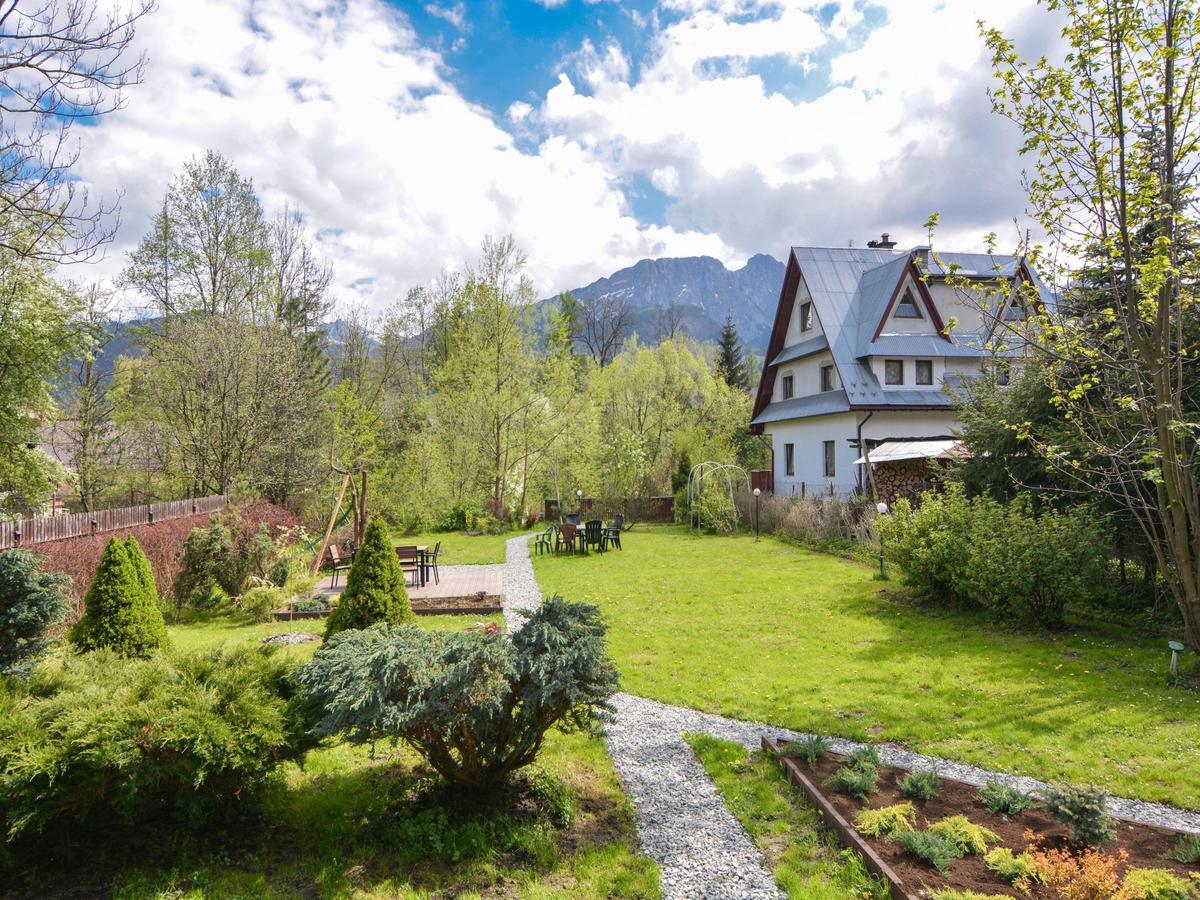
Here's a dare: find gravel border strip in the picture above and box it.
[504,533,1200,890]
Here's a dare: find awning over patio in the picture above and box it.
[854,439,963,465]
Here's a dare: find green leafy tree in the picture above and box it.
[299,596,618,789]
[980,0,1200,645]
[716,313,749,391]
[324,515,414,637]
[70,537,167,657]
[0,549,71,678]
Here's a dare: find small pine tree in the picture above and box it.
[325,515,414,637]
[716,313,749,391]
[124,535,159,610]
[0,549,72,678]
[70,537,168,657]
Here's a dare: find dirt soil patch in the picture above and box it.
[770,738,1200,898]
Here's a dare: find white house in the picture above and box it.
[749,239,1045,499]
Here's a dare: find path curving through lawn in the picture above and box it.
[504,534,1200,898]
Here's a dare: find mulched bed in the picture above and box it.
[271,595,503,620]
[766,737,1200,899]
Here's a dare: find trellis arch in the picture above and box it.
[686,461,751,534]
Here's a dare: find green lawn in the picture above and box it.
[686,734,888,899]
[534,526,1200,809]
[392,529,531,565]
[12,614,658,899]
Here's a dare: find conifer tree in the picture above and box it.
[325,515,415,637]
[0,549,71,678]
[124,535,160,610]
[70,537,167,657]
[716,313,749,390]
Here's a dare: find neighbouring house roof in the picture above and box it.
[751,245,1043,431]
[853,439,963,465]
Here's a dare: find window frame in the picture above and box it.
[820,364,835,393]
[799,301,813,332]
[894,288,924,319]
[822,440,836,478]
[784,442,795,476]
[781,373,794,399]
[884,359,904,386]
[915,359,933,386]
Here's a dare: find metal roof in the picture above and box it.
[863,334,1022,358]
[770,333,829,366]
[750,389,851,426]
[853,439,962,465]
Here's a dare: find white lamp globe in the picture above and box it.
[877,502,889,515]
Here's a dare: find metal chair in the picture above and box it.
[326,545,353,586]
[395,545,422,587]
[427,541,442,584]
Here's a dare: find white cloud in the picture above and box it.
[425,2,466,30]
[71,0,731,310]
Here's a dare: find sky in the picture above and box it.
[68,0,1058,311]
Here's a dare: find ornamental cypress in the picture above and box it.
[124,535,159,610]
[70,537,168,657]
[716,313,749,391]
[324,516,414,637]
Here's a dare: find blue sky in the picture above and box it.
[71,0,1047,307]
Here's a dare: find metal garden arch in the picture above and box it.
[686,461,751,534]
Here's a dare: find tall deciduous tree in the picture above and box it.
[982,0,1200,645]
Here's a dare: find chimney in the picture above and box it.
[866,232,897,250]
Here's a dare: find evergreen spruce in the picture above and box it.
[70,537,168,657]
[716,313,749,390]
[0,549,72,678]
[325,515,414,637]
[124,535,159,610]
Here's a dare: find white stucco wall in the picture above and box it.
[867,355,948,390]
[784,277,823,344]
[775,351,839,401]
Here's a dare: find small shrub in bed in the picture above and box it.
[779,735,828,767]
[928,815,999,856]
[70,537,167,657]
[324,515,414,637]
[1168,833,1200,864]
[889,828,963,875]
[1042,782,1116,848]
[984,847,1039,884]
[825,763,878,800]
[977,779,1035,817]
[854,802,916,837]
[846,745,882,770]
[299,595,617,790]
[1117,867,1197,900]
[1025,844,1125,896]
[0,549,71,679]
[899,769,942,801]
[524,768,575,829]
[0,647,316,839]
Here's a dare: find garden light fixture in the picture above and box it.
[753,487,761,542]
[876,501,889,578]
[1169,640,1185,678]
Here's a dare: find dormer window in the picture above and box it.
[782,374,794,399]
[894,288,922,319]
[884,359,904,385]
[800,301,813,332]
[821,364,835,392]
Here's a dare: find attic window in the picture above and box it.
[894,288,923,319]
[1003,300,1027,321]
[800,301,813,332]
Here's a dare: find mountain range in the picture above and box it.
[547,253,784,353]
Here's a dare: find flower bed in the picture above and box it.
[272,592,504,620]
[763,736,1200,899]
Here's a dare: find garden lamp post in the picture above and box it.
[753,487,761,542]
[876,501,889,578]
[576,488,583,515]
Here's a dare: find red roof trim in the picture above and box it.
[870,256,950,343]
[751,251,802,433]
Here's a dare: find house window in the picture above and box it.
[821,364,835,392]
[996,362,1011,385]
[781,374,794,399]
[915,359,933,386]
[785,443,795,476]
[822,440,836,478]
[895,288,923,318]
[1004,300,1027,321]
[799,301,813,332]
[884,359,904,385]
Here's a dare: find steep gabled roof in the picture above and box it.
[751,245,1033,431]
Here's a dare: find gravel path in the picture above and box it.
[501,533,1200,898]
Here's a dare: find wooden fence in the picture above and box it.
[0,495,230,550]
